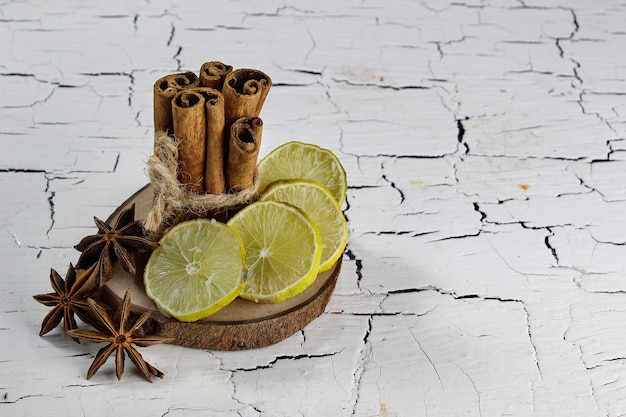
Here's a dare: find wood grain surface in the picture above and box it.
[100,185,341,350]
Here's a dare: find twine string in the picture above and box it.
[144,131,259,235]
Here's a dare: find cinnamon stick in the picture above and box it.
[226,117,263,193]
[222,69,272,128]
[153,71,199,135]
[199,61,233,90]
[171,90,206,193]
[188,87,227,194]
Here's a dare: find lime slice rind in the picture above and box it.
[144,218,246,322]
[260,179,348,272]
[228,200,322,303]
[257,141,348,204]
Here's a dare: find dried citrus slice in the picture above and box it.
[260,180,348,272]
[257,141,348,204]
[227,200,322,303]
[143,219,246,322]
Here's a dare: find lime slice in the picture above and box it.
[260,180,348,272]
[144,218,246,322]
[227,200,322,303]
[257,141,348,204]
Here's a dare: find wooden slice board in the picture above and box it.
[100,184,342,350]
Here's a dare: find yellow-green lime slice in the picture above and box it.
[257,141,348,204]
[227,200,322,303]
[144,218,246,322]
[260,179,348,272]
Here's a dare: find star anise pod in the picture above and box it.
[74,204,158,287]
[33,263,97,343]
[66,290,169,382]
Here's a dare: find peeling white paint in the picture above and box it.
[3,1,626,416]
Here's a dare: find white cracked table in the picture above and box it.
[2,1,626,416]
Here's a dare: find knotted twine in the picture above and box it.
[144,131,259,236]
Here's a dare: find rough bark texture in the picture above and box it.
[226,117,263,193]
[199,61,233,90]
[153,71,199,135]
[171,90,207,193]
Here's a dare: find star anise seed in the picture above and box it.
[33,263,97,343]
[66,290,170,382]
[74,204,158,287]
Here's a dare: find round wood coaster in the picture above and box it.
[101,185,342,350]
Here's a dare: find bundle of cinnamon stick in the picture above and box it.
[153,61,272,196]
